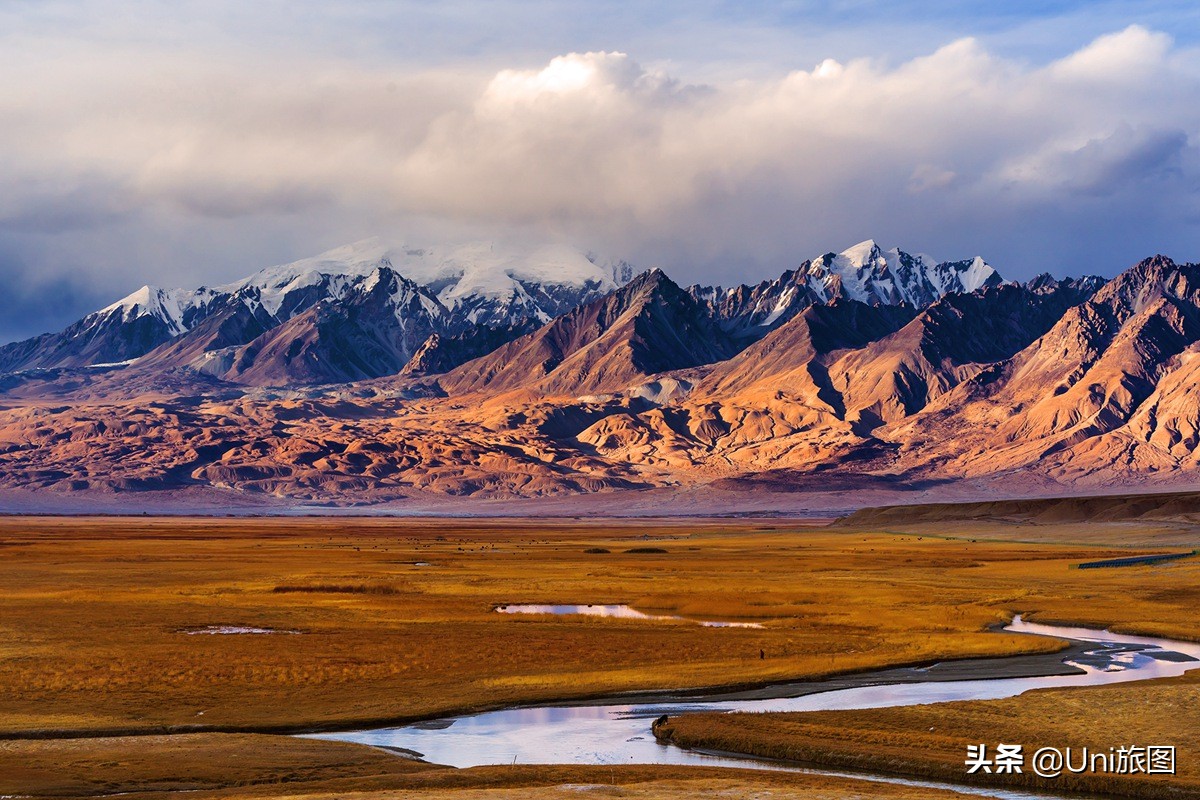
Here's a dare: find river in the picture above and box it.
[307,615,1200,799]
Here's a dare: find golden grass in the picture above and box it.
[646,517,1200,800]
[0,732,970,800]
[663,669,1200,799]
[1,515,1198,738]
[0,733,433,797]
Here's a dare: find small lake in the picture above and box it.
[495,603,764,628]
[183,625,300,635]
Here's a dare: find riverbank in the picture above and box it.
[658,667,1200,798]
[0,733,975,800]
[7,620,1193,799]
[530,635,1093,708]
[312,617,1199,785]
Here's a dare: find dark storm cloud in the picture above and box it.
[0,250,115,342]
[0,176,136,235]
[1058,127,1190,195]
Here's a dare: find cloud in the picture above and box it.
[384,29,1200,265]
[998,124,1189,196]
[0,248,116,344]
[2,20,1200,341]
[908,165,958,193]
[1049,25,1173,82]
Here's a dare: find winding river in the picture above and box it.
[308,616,1200,799]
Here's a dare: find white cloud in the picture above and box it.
[380,28,1200,252]
[2,22,1200,337]
[1049,25,1174,83]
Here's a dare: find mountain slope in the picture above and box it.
[0,240,632,382]
[890,256,1200,481]
[216,268,448,386]
[689,240,1002,345]
[440,269,740,396]
[575,275,1101,477]
[134,302,277,374]
[3,251,1200,504]
[829,277,1102,430]
[0,286,222,372]
[0,238,1001,387]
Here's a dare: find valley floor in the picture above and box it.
[0,734,971,800]
[1,514,1197,798]
[661,668,1200,799]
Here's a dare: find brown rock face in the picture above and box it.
[6,253,1200,507]
[439,269,739,397]
[885,257,1200,480]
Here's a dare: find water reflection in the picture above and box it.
[496,603,764,628]
[309,617,1200,797]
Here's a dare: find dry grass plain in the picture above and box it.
[1,514,1198,798]
[662,669,1200,799]
[660,517,1200,800]
[0,732,969,800]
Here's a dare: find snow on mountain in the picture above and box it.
[0,236,1003,384]
[64,238,998,360]
[0,239,637,379]
[801,240,1001,307]
[692,240,1005,343]
[219,238,632,322]
[439,268,740,396]
[96,285,220,336]
[383,241,631,306]
[105,237,628,344]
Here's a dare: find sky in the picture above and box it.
[2,0,1200,342]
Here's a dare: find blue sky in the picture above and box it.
[10,2,1197,63]
[2,1,1200,341]
[10,2,1199,71]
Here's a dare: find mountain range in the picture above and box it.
[0,240,635,385]
[2,236,1196,513]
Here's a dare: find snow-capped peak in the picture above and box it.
[957,256,999,293]
[218,238,627,316]
[96,285,209,336]
[98,284,158,317]
[837,239,884,270]
[60,238,635,367]
[802,241,1001,306]
[215,239,392,317]
[381,241,626,307]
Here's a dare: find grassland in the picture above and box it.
[657,516,1200,800]
[661,669,1200,798]
[0,733,970,799]
[2,514,1199,798]
[0,732,433,796]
